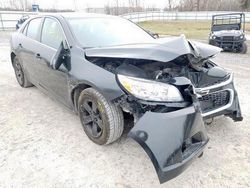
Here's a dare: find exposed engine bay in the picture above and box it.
[86,54,229,89]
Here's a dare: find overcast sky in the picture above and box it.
[2,0,172,10]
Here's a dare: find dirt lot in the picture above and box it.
[0,31,250,188]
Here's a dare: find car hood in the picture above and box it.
[85,35,222,63]
[213,30,243,37]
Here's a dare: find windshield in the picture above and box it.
[67,17,154,48]
[212,24,241,32]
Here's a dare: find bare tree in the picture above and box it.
[178,0,242,11]
[240,0,250,10]
[196,0,200,11]
[168,0,172,10]
[167,0,179,10]
[114,0,119,15]
[1,0,32,11]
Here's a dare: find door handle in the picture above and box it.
[36,53,41,59]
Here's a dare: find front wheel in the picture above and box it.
[240,42,248,54]
[78,88,124,145]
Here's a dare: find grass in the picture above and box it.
[138,20,250,40]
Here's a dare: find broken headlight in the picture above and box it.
[117,74,184,102]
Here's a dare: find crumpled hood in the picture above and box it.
[85,35,222,62]
[213,30,243,37]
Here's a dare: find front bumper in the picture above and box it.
[209,38,245,51]
[128,106,208,183]
[126,72,241,183]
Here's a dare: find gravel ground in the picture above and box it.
[0,31,250,188]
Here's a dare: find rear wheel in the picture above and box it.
[78,88,124,145]
[13,57,33,88]
[240,42,247,54]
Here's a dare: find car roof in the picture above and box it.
[35,12,119,20]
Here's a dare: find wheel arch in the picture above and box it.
[71,79,125,112]
[71,83,91,112]
[10,52,16,64]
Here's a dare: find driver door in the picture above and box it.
[35,17,71,108]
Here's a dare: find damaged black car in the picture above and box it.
[10,13,243,183]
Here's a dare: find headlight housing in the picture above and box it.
[117,74,184,102]
[235,35,244,40]
[210,35,218,40]
[210,34,221,40]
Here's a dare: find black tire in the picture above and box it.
[240,42,247,54]
[198,152,203,158]
[78,88,124,145]
[13,57,33,88]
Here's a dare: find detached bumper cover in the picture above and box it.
[128,106,208,183]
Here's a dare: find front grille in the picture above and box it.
[201,75,230,88]
[199,90,230,113]
[222,36,234,41]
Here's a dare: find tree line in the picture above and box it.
[176,0,250,11]
[106,0,250,15]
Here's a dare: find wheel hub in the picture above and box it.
[14,61,24,85]
[80,100,103,138]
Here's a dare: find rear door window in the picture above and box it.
[26,18,42,40]
[41,18,64,49]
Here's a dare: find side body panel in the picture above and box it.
[68,46,125,102]
[15,33,42,84]
[35,43,71,107]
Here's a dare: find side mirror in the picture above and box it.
[147,30,159,39]
[152,33,159,39]
[62,39,69,50]
[52,41,71,70]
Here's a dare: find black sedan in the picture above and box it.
[10,13,242,183]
